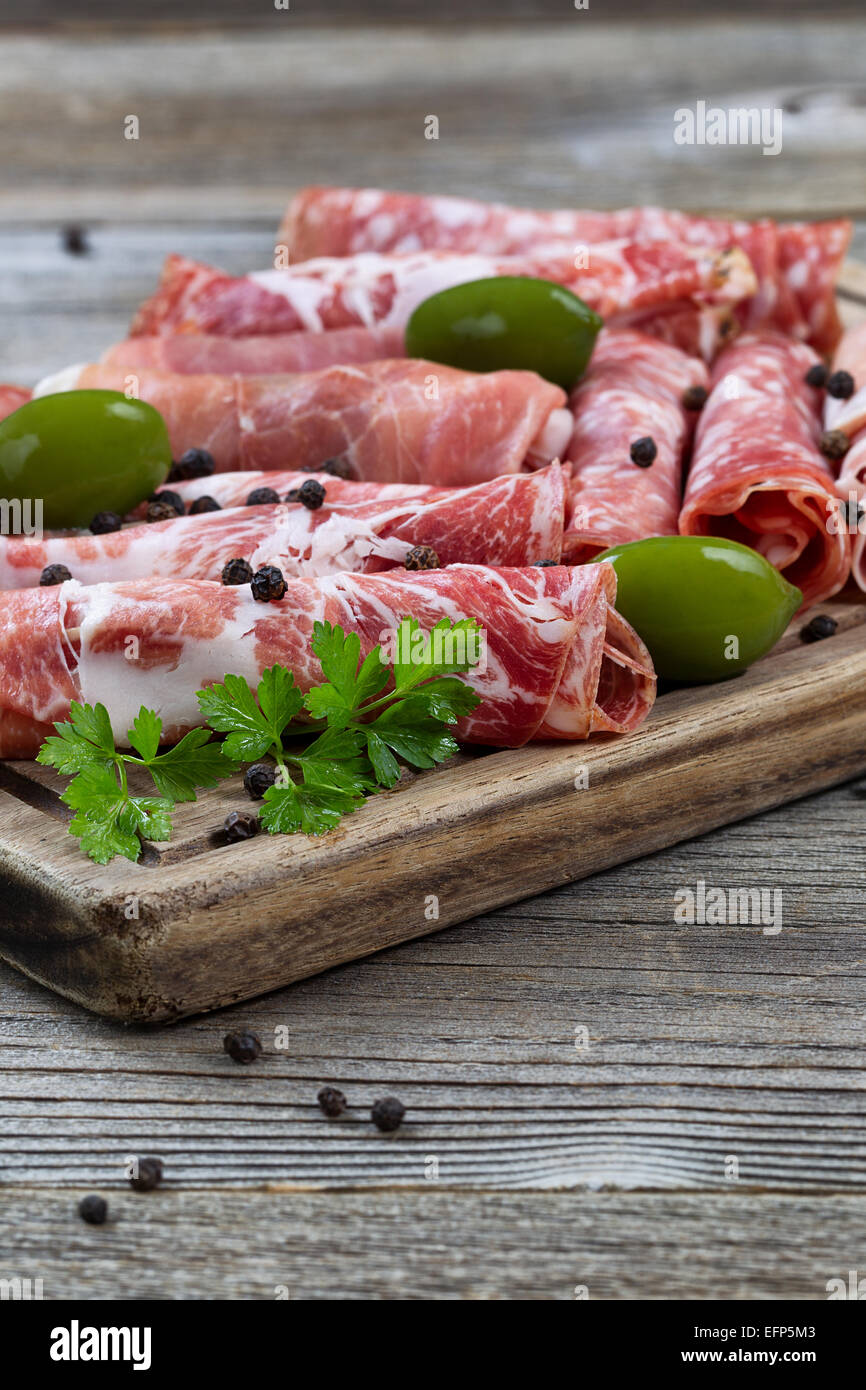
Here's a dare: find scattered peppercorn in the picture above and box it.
[243,762,276,800]
[78,1194,108,1225]
[718,316,736,340]
[89,511,123,535]
[404,545,440,571]
[188,495,222,514]
[318,1086,348,1117]
[532,559,558,567]
[805,363,829,389]
[629,436,657,468]
[800,614,838,643]
[820,429,850,461]
[39,563,72,586]
[301,458,352,479]
[221,557,254,586]
[146,499,181,524]
[251,565,287,602]
[129,1156,163,1192]
[371,1096,405,1133]
[62,225,89,256]
[299,479,326,510]
[827,370,855,400]
[167,448,216,482]
[149,488,184,515]
[682,384,709,411]
[224,1029,263,1063]
[246,486,281,506]
[224,810,259,843]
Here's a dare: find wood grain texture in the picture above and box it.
[0,21,865,226]
[1,596,864,1025]
[1,1188,865,1299]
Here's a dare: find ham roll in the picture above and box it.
[128,246,756,356]
[679,332,851,608]
[282,186,850,352]
[0,468,566,588]
[34,360,571,484]
[101,325,405,375]
[563,328,709,562]
[0,565,655,759]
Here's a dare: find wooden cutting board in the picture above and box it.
[0,270,864,1024]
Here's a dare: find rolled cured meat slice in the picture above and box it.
[101,325,405,375]
[34,360,570,485]
[282,186,849,351]
[562,328,709,562]
[679,332,851,608]
[0,385,30,419]
[825,323,866,591]
[0,565,655,758]
[146,469,445,514]
[128,246,755,353]
[0,467,566,588]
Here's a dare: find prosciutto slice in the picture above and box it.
[35,361,570,484]
[101,325,404,375]
[0,565,655,759]
[0,384,30,419]
[825,323,866,591]
[679,332,851,608]
[282,186,850,352]
[146,468,446,514]
[563,329,709,562]
[0,468,566,588]
[128,246,755,355]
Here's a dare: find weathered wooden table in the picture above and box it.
[1,16,865,1299]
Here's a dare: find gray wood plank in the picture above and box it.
[0,1188,863,1299]
[1,783,864,1191]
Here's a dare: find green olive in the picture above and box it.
[593,535,802,682]
[0,390,172,529]
[405,276,602,389]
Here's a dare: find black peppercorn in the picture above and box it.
[251,565,287,602]
[820,429,850,461]
[243,762,276,800]
[146,499,181,524]
[221,557,254,586]
[296,479,326,510]
[681,384,709,411]
[805,363,829,389]
[224,1029,263,1063]
[129,1156,163,1192]
[167,448,215,482]
[224,810,259,843]
[371,1096,406,1133]
[318,1086,348,1117]
[62,224,89,256]
[149,489,184,515]
[827,370,855,400]
[246,487,281,507]
[39,563,72,586]
[532,559,558,568]
[800,614,838,643]
[78,1194,108,1225]
[404,545,440,571]
[89,511,123,535]
[188,495,221,514]
[630,436,657,467]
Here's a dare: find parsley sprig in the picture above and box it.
[37,702,234,864]
[197,617,482,835]
[36,617,482,863]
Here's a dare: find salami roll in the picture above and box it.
[563,329,709,562]
[282,186,850,352]
[34,360,571,485]
[825,323,866,592]
[679,332,851,608]
[0,565,655,758]
[128,246,755,355]
[0,468,566,588]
